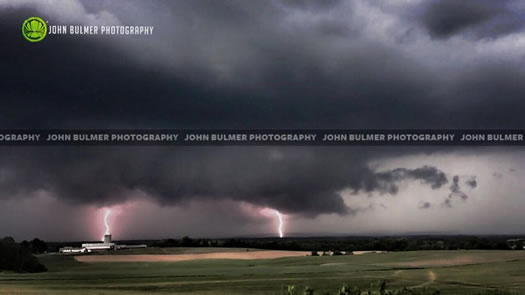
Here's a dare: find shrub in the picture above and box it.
[304,286,314,295]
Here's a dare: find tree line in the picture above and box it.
[149,235,520,252]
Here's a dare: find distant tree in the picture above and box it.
[0,237,47,273]
[181,236,193,247]
[1,236,15,245]
[30,238,47,254]
[165,238,178,247]
[286,241,301,251]
[20,240,30,248]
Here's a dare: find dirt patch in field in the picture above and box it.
[75,250,309,263]
[353,251,388,255]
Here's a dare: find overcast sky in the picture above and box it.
[1,0,525,241]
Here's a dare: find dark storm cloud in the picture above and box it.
[0,1,511,219]
[0,147,455,217]
[419,201,431,209]
[441,174,480,208]
[417,0,524,39]
[442,198,452,208]
[2,1,525,130]
[465,177,477,189]
[443,175,470,207]
[371,166,448,194]
[450,176,466,199]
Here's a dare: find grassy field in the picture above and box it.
[2,249,525,294]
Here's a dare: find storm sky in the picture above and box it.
[1,0,525,241]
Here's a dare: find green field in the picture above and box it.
[2,249,525,294]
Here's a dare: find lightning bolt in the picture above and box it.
[274,210,284,238]
[102,209,111,240]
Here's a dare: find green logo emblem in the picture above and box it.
[22,17,47,42]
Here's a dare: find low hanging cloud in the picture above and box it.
[372,166,448,194]
[443,175,477,207]
[0,147,462,218]
[465,176,477,188]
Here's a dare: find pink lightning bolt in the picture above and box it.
[274,210,284,238]
[258,208,286,238]
[102,209,111,241]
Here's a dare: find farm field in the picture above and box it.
[2,249,525,294]
[75,250,309,263]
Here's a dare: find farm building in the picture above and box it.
[59,234,147,254]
